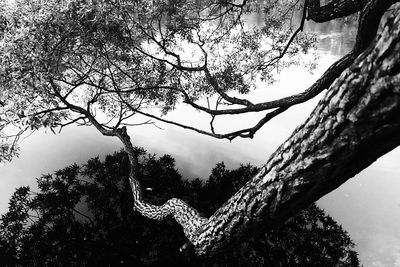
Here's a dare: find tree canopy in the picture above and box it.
[0,0,319,160]
[1,0,400,257]
[0,150,360,266]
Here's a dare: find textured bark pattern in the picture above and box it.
[116,1,400,256]
[50,0,398,256]
[191,8,400,255]
[115,128,208,244]
[354,0,398,52]
[132,187,207,243]
[307,0,368,22]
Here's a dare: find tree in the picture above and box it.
[0,150,360,266]
[0,0,399,256]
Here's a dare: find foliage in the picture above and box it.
[0,0,318,161]
[1,150,359,266]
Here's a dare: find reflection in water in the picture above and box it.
[245,1,358,56]
[306,18,357,56]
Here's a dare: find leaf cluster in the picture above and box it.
[0,0,319,161]
[0,149,359,266]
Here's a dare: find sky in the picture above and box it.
[1,17,400,267]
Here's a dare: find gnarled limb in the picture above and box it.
[114,127,208,245]
[85,3,400,255]
[116,0,396,142]
[190,6,400,255]
[6,0,399,258]
[306,0,368,22]
[50,87,209,245]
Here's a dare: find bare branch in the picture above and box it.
[204,67,254,107]
[131,107,287,141]
[58,116,87,133]
[259,1,308,70]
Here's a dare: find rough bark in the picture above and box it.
[108,1,400,256]
[190,7,400,255]
[63,0,400,257]
[130,0,398,143]
[307,0,368,22]
[354,0,397,52]
[113,127,208,245]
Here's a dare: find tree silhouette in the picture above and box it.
[1,150,359,266]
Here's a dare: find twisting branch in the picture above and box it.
[204,67,254,107]
[259,0,308,70]
[2,0,397,257]
[58,116,87,133]
[190,6,400,254]
[48,79,209,246]
[91,0,393,142]
[120,0,396,141]
[306,0,368,22]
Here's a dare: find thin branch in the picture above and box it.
[58,116,87,133]
[132,107,286,141]
[71,207,96,227]
[27,106,69,118]
[259,0,308,70]
[204,67,254,107]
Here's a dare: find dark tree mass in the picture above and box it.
[1,0,400,258]
[0,150,359,266]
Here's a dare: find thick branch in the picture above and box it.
[113,127,208,244]
[204,67,254,107]
[112,0,394,142]
[126,0,396,142]
[133,107,287,141]
[50,85,208,244]
[190,7,400,255]
[354,0,398,52]
[176,0,390,118]
[306,0,368,22]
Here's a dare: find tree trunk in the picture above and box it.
[101,1,400,257]
[191,7,400,256]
